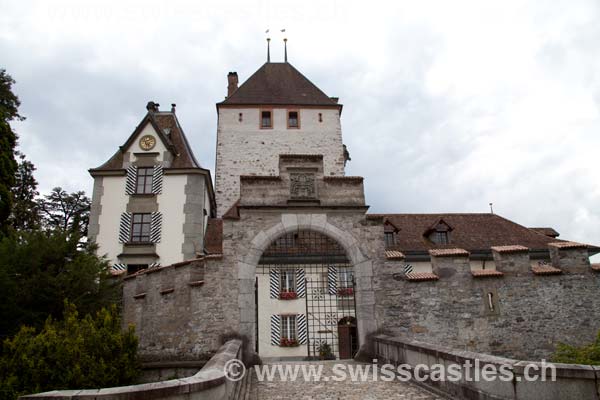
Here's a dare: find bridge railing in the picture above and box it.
[19,339,243,400]
[373,335,600,400]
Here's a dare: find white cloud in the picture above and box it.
[1,0,599,258]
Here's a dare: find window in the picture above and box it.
[281,315,297,340]
[280,269,296,292]
[287,111,299,128]
[339,268,353,288]
[261,110,272,128]
[384,232,396,248]
[131,213,151,242]
[136,167,154,194]
[432,231,449,245]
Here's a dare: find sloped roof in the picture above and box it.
[370,213,597,253]
[90,110,201,172]
[219,62,340,106]
[529,227,560,238]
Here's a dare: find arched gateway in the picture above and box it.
[257,230,357,359]
[236,214,378,360]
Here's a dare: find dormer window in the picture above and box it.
[261,110,272,128]
[287,111,299,128]
[384,220,399,248]
[431,231,449,245]
[425,218,453,245]
[384,232,396,248]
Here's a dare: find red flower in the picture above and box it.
[280,338,299,347]
[279,291,298,300]
[337,287,354,296]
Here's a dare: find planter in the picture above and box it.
[279,291,298,300]
[280,338,299,347]
[337,287,354,296]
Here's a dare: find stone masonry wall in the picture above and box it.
[375,252,600,360]
[122,257,239,361]
[214,107,346,216]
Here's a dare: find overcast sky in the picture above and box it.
[1,0,599,256]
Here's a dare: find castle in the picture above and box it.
[89,57,600,362]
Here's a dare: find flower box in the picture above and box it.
[279,291,298,300]
[280,338,299,347]
[337,287,354,296]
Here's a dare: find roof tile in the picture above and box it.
[405,272,439,282]
[471,269,504,278]
[491,245,529,254]
[548,241,588,250]
[385,250,405,260]
[429,248,470,257]
[531,265,563,275]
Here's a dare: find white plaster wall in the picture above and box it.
[204,188,211,234]
[129,123,168,162]
[404,261,434,274]
[156,175,187,265]
[96,176,128,264]
[215,107,346,216]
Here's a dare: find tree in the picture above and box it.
[552,330,600,365]
[0,69,24,235]
[0,301,139,399]
[37,187,90,242]
[0,230,121,338]
[8,152,39,232]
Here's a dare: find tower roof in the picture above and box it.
[218,62,340,107]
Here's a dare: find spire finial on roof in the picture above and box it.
[265,29,271,63]
[284,37,288,63]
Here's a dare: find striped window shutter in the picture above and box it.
[110,263,127,275]
[269,269,280,299]
[327,266,338,295]
[297,314,307,344]
[296,268,305,297]
[125,165,137,195]
[151,165,163,194]
[150,212,162,243]
[270,315,281,345]
[118,212,132,243]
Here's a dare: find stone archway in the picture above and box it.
[236,213,377,352]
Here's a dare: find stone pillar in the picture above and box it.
[548,242,590,274]
[491,245,530,275]
[429,248,470,278]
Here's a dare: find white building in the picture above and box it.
[88,102,215,274]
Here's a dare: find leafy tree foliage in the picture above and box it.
[8,153,39,232]
[0,301,139,399]
[552,330,600,365]
[0,69,24,235]
[0,231,120,338]
[37,187,90,242]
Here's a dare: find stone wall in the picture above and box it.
[214,107,346,216]
[122,257,239,361]
[374,335,600,400]
[375,247,600,360]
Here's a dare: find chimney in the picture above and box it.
[171,103,176,113]
[227,72,238,98]
[146,101,159,113]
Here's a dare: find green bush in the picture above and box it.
[0,301,139,399]
[552,330,600,365]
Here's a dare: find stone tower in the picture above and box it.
[214,62,348,216]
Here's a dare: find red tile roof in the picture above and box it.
[591,264,600,272]
[529,227,560,238]
[429,248,470,257]
[490,245,529,254]
[548,241,587,250]
[222,200,240,220]
[531,265,562,275]
[405,272,439,282]
[369,213,593,253]
[471,269,504,278]
[91,111,201,172]
[219,63,340,107]
[385,250,405,260]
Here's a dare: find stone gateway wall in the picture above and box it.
[375,249,600,360]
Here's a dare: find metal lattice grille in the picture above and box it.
[257,230,357,359]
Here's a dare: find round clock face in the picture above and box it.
[139,135,156,151]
